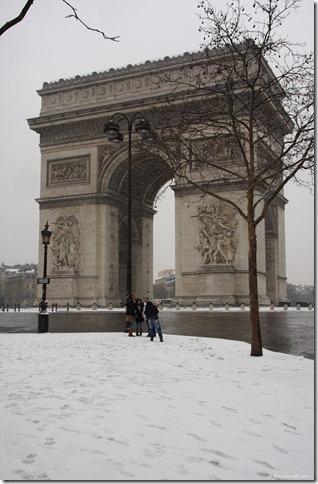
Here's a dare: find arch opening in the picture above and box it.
[153,182,175,284]
[104,151,174,301]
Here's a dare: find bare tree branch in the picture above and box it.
[0,0,120,42]
[62,0,120,42]
[0,0,34,37]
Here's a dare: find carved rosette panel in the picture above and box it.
[194,198,238,265]
[51,215,81,274]
[47,155,90,186]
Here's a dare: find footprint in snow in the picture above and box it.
[210,449,235,460]
[244,430,263,438]
[22,453,37,464]
[281,422,297,430]
[249,418,261,424]
[14,469,34,480]
[147,424,166,431]
[221,406,238,413]
[254,459,276,470]
[36,473,49,480]
[272,444,289,454]
[44,437,56,446]
[209,419,222,427]
[258,472,270,478]
[187,432,206,442]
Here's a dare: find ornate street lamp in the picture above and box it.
[38,222,52,333]
[104,113,152,295]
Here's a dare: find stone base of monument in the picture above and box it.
[173,295,270,307]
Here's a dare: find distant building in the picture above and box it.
[153,269,175,300]
[0,263,37,306]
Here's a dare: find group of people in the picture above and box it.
[125,294,163,342]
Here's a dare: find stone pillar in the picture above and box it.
[174,188,269,305]
[265,233,278,304]
[38,202,102,306]
[276,205,287,301]
[140,216,153,298]
[104,204,120,305]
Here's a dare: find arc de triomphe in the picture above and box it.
[28,51,287,306]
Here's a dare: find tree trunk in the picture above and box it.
[248,220,263,356]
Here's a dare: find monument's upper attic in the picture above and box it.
[28,41,291,139]
[39,50,209,92]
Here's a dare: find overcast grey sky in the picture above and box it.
[0,0,314,284]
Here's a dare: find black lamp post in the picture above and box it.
[103,113,152,295]
[38,221,52,333]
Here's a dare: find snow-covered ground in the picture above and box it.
[0,333,314,480]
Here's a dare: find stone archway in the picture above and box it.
[99,147,173,303]
[28,51,287,306]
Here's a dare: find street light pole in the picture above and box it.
[104,113,152,297]
[38,222,52,333]
[42,241,48,308]
[127,122,132,294]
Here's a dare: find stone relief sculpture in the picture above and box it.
[48,156,89,185]
[194,198,238,265]
[51,216,81,273]
[190,136,241,169]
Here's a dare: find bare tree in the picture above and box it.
[0,0,119,41]
[150,0,313,356]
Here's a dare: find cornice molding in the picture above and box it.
[37,192,156,216]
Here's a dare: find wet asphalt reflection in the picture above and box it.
[0,310,314,359]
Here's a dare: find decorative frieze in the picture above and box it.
[41,74,164,114]
[47,155,90,186]
[189,136,241,169]
[40,119,105,146]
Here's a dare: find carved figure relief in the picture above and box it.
[51,216,81,273]
[190,136,241,169]
[194,198,238,265]
[48,156,90,186]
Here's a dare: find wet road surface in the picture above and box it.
[0,310,314,359]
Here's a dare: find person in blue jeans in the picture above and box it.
[144,297,163,342]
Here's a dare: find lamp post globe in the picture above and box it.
[41,222,52,245]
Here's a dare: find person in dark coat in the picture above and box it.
[144,297,163,342]
[125,294,137,337]
[135,298,144,336]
